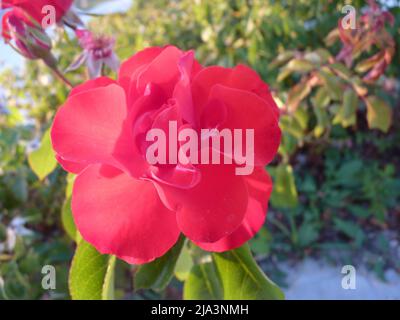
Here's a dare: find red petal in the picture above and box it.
[152,163,248,243]
[119,46,163,80]
[136,46,183,96]
[192,65,280,119]
[72,164,180,264]
[52,77,117,174]
[55,154,87,174]
[195,167,272,251]
[1,7,35,39]
[51,84,145,177]
[118,46,163,98]
[149,163,201,193]
[173,50,196,125]
[9,0,73,24]
[69,76,117,97]
[208,85,281,166]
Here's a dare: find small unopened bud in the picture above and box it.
[2,8,55,65]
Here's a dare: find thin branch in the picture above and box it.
[51,67,73,89]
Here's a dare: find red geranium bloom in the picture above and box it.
[51,46,281,264]
[1,0,73,24]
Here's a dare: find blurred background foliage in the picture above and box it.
[0,0,399,299]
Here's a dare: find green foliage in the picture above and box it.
[269,144,400,258]
[69,240,115,300]
[270,164,298,208]
[61,197,76,241]
[174,244,193,282]
[183,262,223,300]
[183,244,283,300]
[333,88,358,128]
[213,244,284,300]
[134,236,185,291]
[365,96,393,133]
[28,128,57,181]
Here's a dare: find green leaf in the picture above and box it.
[297,223,319,248]
[287,80,312,112]
[134,236,185,291]
[333,88,358,128]
[65,173,76,198]
[28,128,57,180]
[174,245,193,282]
[5,171,28,202]
[277,58,314,82]
[277,67,293,82]
[313,86,331,108]
[61,197,76,241]
[318,69,343,100]
[325,28,340,46]
[250,228,272,255]
[102,256,116,300]
[270,164,298,208]
[286,58,315,73]
[247,32,259,65]
[183,262,223,300]
[213,244,284,300]
[351,76,368,97]
[329,63,352,81]
[270,51,295,68]
[333,218,365,247]
[355,52,384,73]
[69,240,115,300]
[314,49,332,63]
[280,107,309,140]
[293,106,309,130]
[365,96,392,133]
[343,89,358,120]
[303,52,323,65]
[278,132,298,157]
[312,87,330,137]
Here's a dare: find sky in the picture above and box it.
[0,0,133,71]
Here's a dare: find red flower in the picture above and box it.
[51,46,281,263]
[1,0,73,25]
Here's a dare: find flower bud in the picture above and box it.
[2,8,56,66]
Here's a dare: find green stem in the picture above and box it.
[51,67,73,89]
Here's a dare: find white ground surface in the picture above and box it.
[283,259,400,300]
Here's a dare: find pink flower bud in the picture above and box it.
[2,8,54,62]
